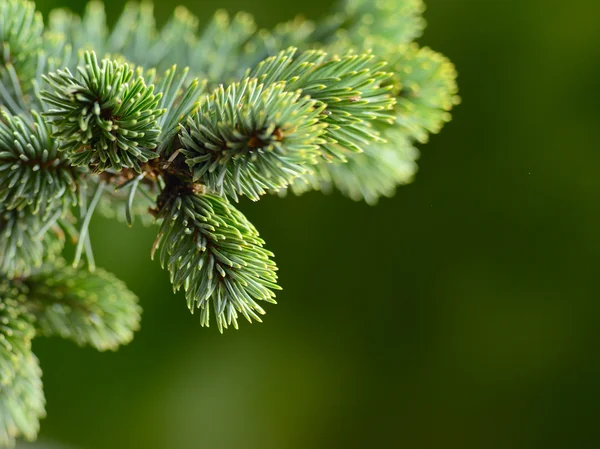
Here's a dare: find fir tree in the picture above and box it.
[0,0,459,444]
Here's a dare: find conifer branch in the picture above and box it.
[0,352,45,447]
[248,48,396,160]
[0,204,64,278]
[189,10,257,85]
[0,0,43,89]
[153,187,279,332]
[0,281,34,388]
[0,0,458,443]
[25,262,141,351]
[41,52,165,173]
[290,128,419,204]
[0,281,44,448]
[390,44,461,143]
[180,78,326,201]
[336,0,426,46]
[0,109,80,213]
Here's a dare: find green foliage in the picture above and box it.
[336,0,426,46]
[0,281,44,448]
[41,52,165,173]
[243,16,317,68]
[149,65,204,155]
[0,0,43,83]
[0,261,139,445]
[181,78,326,201]
[0,205,64,278]
[96,181,158,227]
[249,48,396,161]
[26,262,141,351]
[289,44,459,202]
[153,189,279,332]
[189,10,257,85]
[0,0,457,444]
[390,44,460,143]
[290,128,419,204]
[0,110,80,212]
[0,352,45,447]
[0,282,34,387]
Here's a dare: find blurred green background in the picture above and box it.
[24,0,600,448]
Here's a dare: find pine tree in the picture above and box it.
[0,0,459,444]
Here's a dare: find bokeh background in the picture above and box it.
[22,0,600,448]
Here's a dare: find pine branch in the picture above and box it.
[153,187,279,332]
[25,262,141,351]
[0,204,64,278]
[249,48,396,161]
[149,65,205,155]
[390,44,460,143]
[330,0,426,47]
[0,352,45,448]
[178,47,396,202]
[0,0,43,88]
[0,0,458,443]
[97,179,158,227]
[243,16,317,68]
[180,78,326,201]
[258,1,458,204]
[290,127,419,204]
[189,10,257,85]
[0,281,44,448]
[0,109,81,213]
[0,281,34,387]
[286,45,459,203]
[40,52,165,173]
[0,0,458,342]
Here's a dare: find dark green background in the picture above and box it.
[25,0,600,448]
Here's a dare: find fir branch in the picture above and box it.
[153,188,279,332]
[0,281,34,387]
[0,280,43,448]
[0,204,64,278]
[0,0,458,442]
[46,2,107,57]
[290,127,419,204]
[0,109,81,213]
[149,65,205,155]
[390,44,461,143]
[189,10,257,85]
[249,47,396,161]
[283,45,459,203]
[242,16,317,68]
[0,0,43,86]
[332,0,426,47]
[40,51,165,173]
[96,179,158,227]
[25,262,141,351]
[180,78,326,201]
[179,48,397,202]
[149,6,199,72]
[0,352,45,447]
